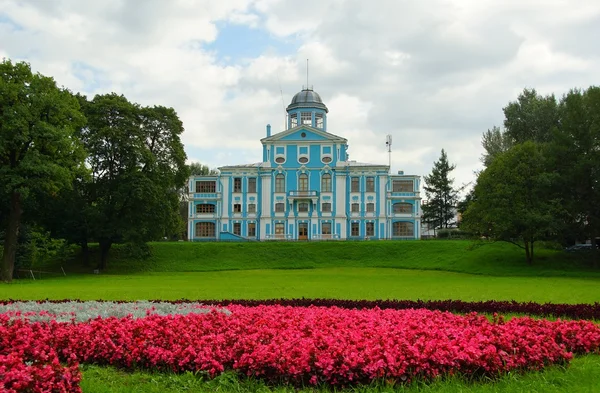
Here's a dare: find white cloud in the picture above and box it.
[1,0,600,193]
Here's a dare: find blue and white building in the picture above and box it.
[188,87,421,241]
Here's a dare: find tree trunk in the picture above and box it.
[81,241,90,266]
[591,234,598,269]
[98,239,112,271]
[1,192,23,282]
[524,239,533,265]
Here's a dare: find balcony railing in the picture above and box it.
[288,190,318,197]
[189,192,222,199]
[265,234,294,240]
[312,234,341,240]
[190,213,216,219]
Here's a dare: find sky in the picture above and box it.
[2,0,600,193]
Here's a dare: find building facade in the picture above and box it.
[188,88,421,241]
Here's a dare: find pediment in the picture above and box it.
[261,125,347,144]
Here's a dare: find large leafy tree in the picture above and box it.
[481,126,512,167]
[481,89,559,169]
[503,88,559,145]
[78,94,188,269]
[462,142,557,264]
[550,87,600,266]
[422,149,459,231]
[0,59,85,281]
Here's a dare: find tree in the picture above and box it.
[462,142,557,264]
[0,59,85,281]
[503,88,559,145]
[422,149,459,231]
[550,87,600,267]
[481,126,512,167]
[189,162,219,176]
[78,94,188,269]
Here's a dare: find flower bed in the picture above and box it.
[4,298,600,319]
[2,303,600,391]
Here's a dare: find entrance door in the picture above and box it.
[298,223,308,240]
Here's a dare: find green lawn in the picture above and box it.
[4,268,600,303]
[80,355,600,393]
[4,240,600,392]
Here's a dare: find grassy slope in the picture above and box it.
[84,240,599,277]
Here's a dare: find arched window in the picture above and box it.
[299,173,308,191]
[275,174,285,193]
[392,222,414,237]
[195,222,215,237]
[393,203,412,214]
[321,173,332,192]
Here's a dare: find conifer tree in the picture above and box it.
[422,149,459,232]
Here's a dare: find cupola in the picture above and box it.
[286,87,328,131]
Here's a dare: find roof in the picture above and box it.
[286,88,329,113]
[344,160,388,168]
[219,162,263,169]
[261,124,347,143]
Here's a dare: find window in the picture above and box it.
[248,203,256,213]
[248,178,257,193]
[275,223,285,235]
[233,204,241,213]
[301,112,312,125]
[393,203,412,214]
[275,174,285,193]
[299,173,308,191]
[248,222,256,237]
[275,203,285,212]
[351,222,359,236]
[299,156,309,164]
[366,177,375,192]
[322,202,331,212]
[298,202,309,212]
[195,222,215,237]
[195,181,216,193]
[196,204,215,213]
[322,222,331,234]
[233,223,241,236]
[366,222,374,237]
[393,222,414,237]
[322,156,332,163]
[366,203,375,212]
[351,203,360,213]
[290,113,298,128]
[321,173,332,192]
[351,177,360,192]
[234,178,242,192]
[393,180,413,192]
[275,156,286,164]
[316,113,324,128]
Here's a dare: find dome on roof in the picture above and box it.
[287,88,328,113]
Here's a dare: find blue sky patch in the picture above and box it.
[71,61,107,92]
[204,22,299,64]
[0,14,23,31]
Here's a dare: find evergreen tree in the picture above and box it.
[422,149,459,232]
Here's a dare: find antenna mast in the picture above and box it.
[277,74,286,130]
[386,135,392,172]
[306,59,309,89]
